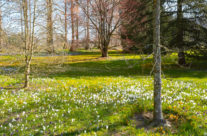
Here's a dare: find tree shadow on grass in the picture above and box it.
[42,59,152,78]
[1,56,207,82]
[39,58,207,79]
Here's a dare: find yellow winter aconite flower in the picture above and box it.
[169,114,175,120]
[179,102,183,104]
[19,100,23,104]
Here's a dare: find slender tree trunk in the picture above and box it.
[70,0,75,51]
[20,2,24,39]
[46,0,54,54]
[23,0,30,88]
[64,0,68,49]
[85,0,90,50]
[153,0,165,125]
[24,59,31,88]
[23,0,36,88]
[0,8,2,51]
[75,0,79,49]
[75,19,79,48]
[177,0,186,66]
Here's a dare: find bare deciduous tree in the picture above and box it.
[22,0,37,88]
[0,8,2,51]
[85,0,90,50]
[79,0,121,57]
[64,0,68,49]
[75,0,79,49]
[0,1,4,51]
[46,0,54,53]
[70,0,76,51]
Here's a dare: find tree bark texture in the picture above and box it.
[85,0,90,50]
[23,0,30,88]
[70,0,76,51]
[64,0,68,49]
[0,8,2,51]
[153,0,164,125]
[46,0,54,53]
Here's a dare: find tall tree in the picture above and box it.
[23,0,30,88]
[0,7,2,51]
[153,0,165,125]
[46,0,54,53]
[22,0,37,88]
[120,0,153,53]
[177,0,186,65]
[85,0,90,50]
[75,0,79,49]
[79,0,121,57]
[64,0,68,49]
[165,0,207,63]
[70,0,75,51]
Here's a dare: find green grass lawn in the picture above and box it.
[0,51,206,135]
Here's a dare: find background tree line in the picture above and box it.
[1,0,206,63]
[0,0,122,57]
[121,0,207,66]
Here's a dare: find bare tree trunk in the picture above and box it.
[85,0,90,50]
[64,0,68,49]
[0,8,2,51]
[75,0,79,49]
[100,35,109,57]
[153,0,165,125]
[24,58,31,88]
[20,2,24,39]
[23,0,36,88]
[70,0,75,51]
[177,0,186,66]
[100,38,110,58]
[23,0,30,88]
[75,19,79,48]
[46,0,54,54]
[101,45,108,57]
